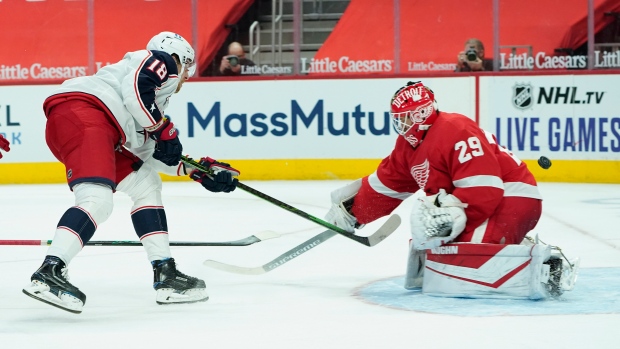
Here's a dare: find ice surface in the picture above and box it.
[1,181,619,349]
[357,268,620,316]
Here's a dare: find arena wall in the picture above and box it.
[0,74,618,184]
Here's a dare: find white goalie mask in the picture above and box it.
[147,31,196,77]
[390,81,438,148]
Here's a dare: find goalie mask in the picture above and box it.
[390,81,438,148]
[147,31,196,77]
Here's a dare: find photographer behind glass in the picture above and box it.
[218,41,258,76]
[455,38,494,72]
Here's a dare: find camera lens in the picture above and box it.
[228,56,239,67]
[466,49,478,62]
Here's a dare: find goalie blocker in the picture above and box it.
[406,242,579,300]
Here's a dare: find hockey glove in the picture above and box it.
[410,189,468,250]
[0,134,9,159]
[189,157,241,177]
[190,171,238,193]
[189,157,239,193]
[149,118,183,166]
[325,204,357,233]
[324,179,365,233]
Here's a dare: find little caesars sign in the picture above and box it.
[499,51,620,70]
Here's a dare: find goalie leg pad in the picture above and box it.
[422,243,552,300]
[404,240,425,290]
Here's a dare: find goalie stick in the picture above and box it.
[0,230,280,247]
[182,155,391,247]
[204,214,401,275]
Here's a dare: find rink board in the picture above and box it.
[0,74,618,184]
[0,159,618,184]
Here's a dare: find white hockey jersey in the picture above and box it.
[44,49,183,176]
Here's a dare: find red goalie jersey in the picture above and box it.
[351,110,542,245]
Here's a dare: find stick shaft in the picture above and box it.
[204,230,337,275]
[203,214,401,275]
[0,234,270,247]
[0,240,50,246]
[181,155,372,246]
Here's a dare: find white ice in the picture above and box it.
[1,180,619,349]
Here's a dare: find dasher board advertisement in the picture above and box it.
[479,74,620,161]
[0,77,474,163]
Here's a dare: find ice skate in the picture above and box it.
[544,251,580,298]
[22,256,86,314]
[152,258,209,304]
[545,256,563,297]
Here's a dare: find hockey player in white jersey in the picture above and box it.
[23,32,238,314]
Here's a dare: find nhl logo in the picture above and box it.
[512,84,533,110]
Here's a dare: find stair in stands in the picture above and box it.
[247,0,350,72]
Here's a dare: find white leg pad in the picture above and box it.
[404,241,425,290]
[422,243,552,300]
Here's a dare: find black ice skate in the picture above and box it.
[543,251,580,298]
[22,255,86,314]
[152,258,209,304]
[545,256,564,297]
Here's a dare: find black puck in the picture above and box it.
[538,156,552,169]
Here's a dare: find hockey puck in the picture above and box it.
[538,156,552,169]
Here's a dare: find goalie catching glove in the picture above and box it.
[411,189,467,249]
[324,179,365,233]
[189,157,239,193]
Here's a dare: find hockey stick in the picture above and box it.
[203,214,401,275]
[0,230,280,247]
[182,155,396,247]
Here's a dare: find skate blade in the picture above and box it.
[156,288,209,304]
[23,281,84,314]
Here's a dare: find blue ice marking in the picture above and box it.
[356,268,620,316]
